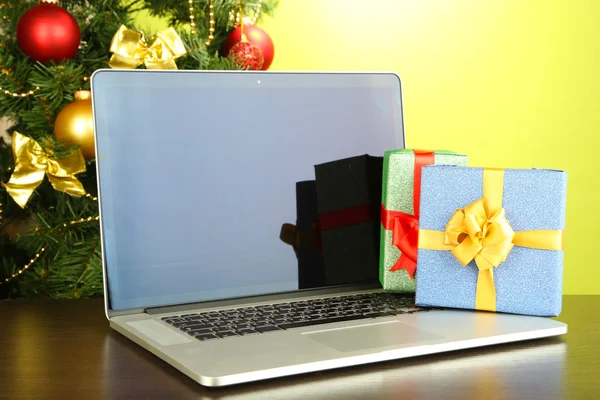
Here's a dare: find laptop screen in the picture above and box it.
[92,70,404,311]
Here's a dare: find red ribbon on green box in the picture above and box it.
[380,150,435,278]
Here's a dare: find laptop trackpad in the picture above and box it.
[304,321,443,352]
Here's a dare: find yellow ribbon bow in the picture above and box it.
[2,132,87,208]
[445,198,515,271]
[108,25,186,70]
[418,168,564,312]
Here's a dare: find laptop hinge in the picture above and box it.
[145,283,381,315]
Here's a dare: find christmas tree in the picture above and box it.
[0,0,278,299]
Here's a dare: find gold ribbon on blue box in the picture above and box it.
[108,25,186,70]
[418,168,564,312]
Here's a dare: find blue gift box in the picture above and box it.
[415,165,567,317]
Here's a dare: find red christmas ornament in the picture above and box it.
[223,25,274,70]
[228,38,264,70]
[16,1,81,63]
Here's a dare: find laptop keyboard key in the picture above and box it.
[342,312,362,317]
[181,323,213,331]
[236,329,258,335]
[187,327,214,335]
[215,326,235,333]
[254,326,282,333]
[194,333,219,341]
[215,331,238,338]
[185,316,208,323]
[167,320,188,326]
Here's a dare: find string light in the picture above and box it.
[84,193,98,201]
[0,85,40,98]
[0,209,99,286]
[1,56,40,98]
[188,0,215,47]
[188,0,196,35]
[234,0,242,32]
[0,71,85,99]
[62,215,100,228]
[0,247,46,286]
[250,0,263,25]
[206,0,215,46]
[230,1,263,25]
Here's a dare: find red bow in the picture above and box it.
[381,205,419,278]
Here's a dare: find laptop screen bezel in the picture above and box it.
[91,69,405,318]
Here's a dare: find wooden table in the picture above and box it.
[0,296,597,399]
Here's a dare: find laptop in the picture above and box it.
[91,70,567,387]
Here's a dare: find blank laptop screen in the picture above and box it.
[92,71,404,311]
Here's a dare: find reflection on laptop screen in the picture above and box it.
[92,71,404,311]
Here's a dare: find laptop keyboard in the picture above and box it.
[161,293,432,342]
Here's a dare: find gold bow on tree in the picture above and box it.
[108,25,187,70]
[3,132,87,208]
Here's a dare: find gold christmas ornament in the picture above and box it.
[54,90,95,160]
[2,131,86,208]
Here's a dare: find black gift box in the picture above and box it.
[279,181,325,289]
[295,181,325,289]
[314,155,383,285]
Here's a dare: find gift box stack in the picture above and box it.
[281,149,567,317]
[378,149,567,317]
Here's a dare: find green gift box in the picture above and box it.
[379,149,468,292]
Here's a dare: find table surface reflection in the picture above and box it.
[0,296,597,399]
